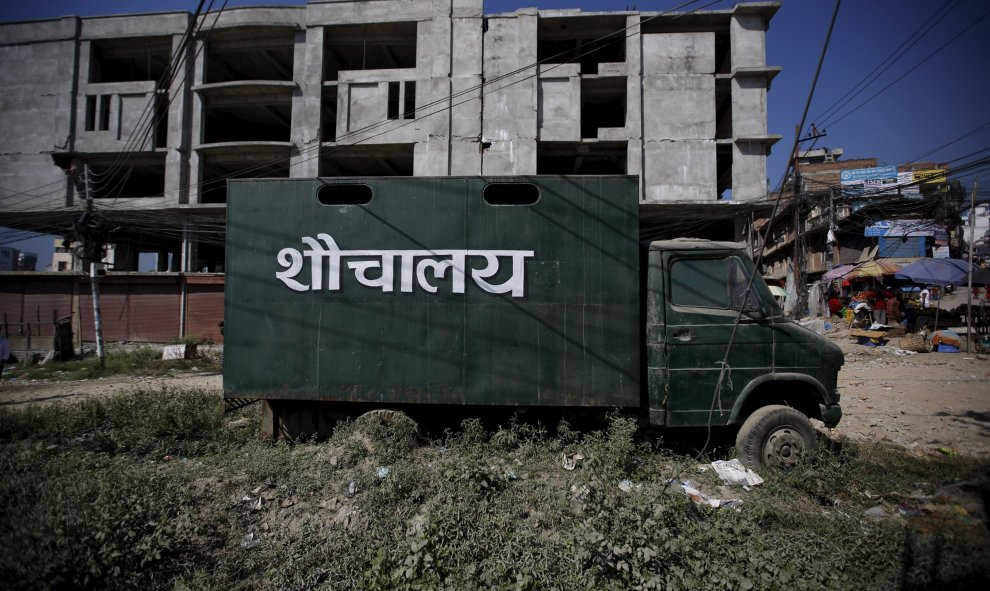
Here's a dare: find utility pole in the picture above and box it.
[966,181,977,353]
[791,124,805,317]
[84,164,106,367]
[788,123,827,317]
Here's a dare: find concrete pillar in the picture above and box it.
[730,14,766,69]
[481,10,538,175]
[187,39,206,205]
[449,7,483,174]
[641,32,716,203]
[290,27,323,177]
[415,17,453,175]
[626,14,644,200]
[165,25,194,204]
[729,13,772,202]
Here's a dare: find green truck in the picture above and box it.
[224,176,842,470]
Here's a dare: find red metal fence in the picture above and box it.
[1,273,224,350]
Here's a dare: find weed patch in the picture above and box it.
[1,396,988,590]
[8,347,222,382]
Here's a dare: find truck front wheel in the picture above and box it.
[736,405,816,471]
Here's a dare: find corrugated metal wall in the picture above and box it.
[186,276,225,342]
[0,274,224,345]
[879,236,927,258]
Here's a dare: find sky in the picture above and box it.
[2,0,988,269]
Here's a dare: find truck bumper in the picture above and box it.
[820,402,842,428]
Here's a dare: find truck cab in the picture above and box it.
[645,240,843,468]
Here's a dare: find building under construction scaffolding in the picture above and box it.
[0,0,780,272]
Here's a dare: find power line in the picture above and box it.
[811,0,961,128]
[820,7,990,129]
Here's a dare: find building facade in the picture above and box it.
[0,0,780,272]
[755,146,964,287]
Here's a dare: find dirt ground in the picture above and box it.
[0,371,223,407]
[2,334,990,457]
[827,326,990,457]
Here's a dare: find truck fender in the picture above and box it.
[728,373,829,424]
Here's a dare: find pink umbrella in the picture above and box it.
[823,264,856,281]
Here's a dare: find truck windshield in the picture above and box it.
[670,256,762,312]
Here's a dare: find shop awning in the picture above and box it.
[846,259,904,280]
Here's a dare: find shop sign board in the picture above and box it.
[840,166,942,199]
[863,219,946,240]
[840,166,898,197]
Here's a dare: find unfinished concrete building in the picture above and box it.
[0,0,780,272]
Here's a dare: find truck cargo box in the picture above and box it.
[224,176,640,408]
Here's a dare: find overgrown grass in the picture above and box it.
[1,393,987,590]
[4,347,221,381]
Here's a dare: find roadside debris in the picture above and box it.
[673,480,742,510]
[863,505,886,520]
[561,452,584,471]
[240,532,260,549]
[710,459,764,488]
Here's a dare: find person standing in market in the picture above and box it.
[828,292,843,317]
[872,291,887,325]
[886,292,901,325]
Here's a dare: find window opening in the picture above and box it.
[322,86,338,141]
[98,95,112,131]
[580,78,625,139]
[670,257,761,311]
[483,183,540,206]
[537,16,626,75]
[323,22,417,81]
[89,37,171,83]
[387,81,400,119]
[403,81,416,119]
[318,184,373,205]
[85,96,97,131]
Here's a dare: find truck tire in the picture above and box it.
[736,405,816,471]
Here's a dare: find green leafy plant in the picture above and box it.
[1,392,988,591]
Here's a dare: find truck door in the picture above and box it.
[662,251,773,427]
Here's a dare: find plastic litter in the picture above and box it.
[376,466,391,478]
[618,479,633,492]
[674,480,742,510]
[710,459,763,487]
[561,452,584,471]
[345,479,357,498]
[240,532,260,549]
[863,505,886,519]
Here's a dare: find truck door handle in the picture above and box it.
[675,329,692,342]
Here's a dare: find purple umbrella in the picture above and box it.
[894,258,972,285]
[822,264,857,281]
